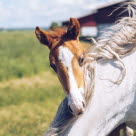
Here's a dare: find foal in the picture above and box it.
[35,18,85,115]
[35,17,134,136]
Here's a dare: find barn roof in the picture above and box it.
[62,0,128,26]
[77,0,127,18]
[94,0,127,10]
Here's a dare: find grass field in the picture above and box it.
[0,30,64,136]
[0,30,135,136]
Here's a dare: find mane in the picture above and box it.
[45,3,136,136]
[84,2,136,103]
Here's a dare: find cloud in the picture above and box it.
[0,0,48,28]
[57,0,84,5]
[0,0,126,28]
[0,0,88,28]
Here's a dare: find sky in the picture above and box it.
[0,0,125,29]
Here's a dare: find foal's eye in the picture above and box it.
[50,63,57,72]
[78,57,84,66]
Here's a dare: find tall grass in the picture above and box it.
[0,73,64,136]
[0,30,64,136]
[0,31,50,81]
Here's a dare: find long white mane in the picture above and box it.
[45,2,136,136]
[84,2,136,103]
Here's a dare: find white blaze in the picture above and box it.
[58,46,85,114]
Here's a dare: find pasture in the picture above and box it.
[0,30,135,136]
[0,30,64,136]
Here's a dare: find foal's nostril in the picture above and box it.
[68,106,73,113]
[82,101,85,108]
[78,111,83,115]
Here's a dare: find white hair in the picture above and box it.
[45,2,136,136]
[84,2,136,103]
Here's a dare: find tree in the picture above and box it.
[49,22,59,30]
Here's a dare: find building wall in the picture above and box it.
[81,26,98,37]
[78,13,97,27]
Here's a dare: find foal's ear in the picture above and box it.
[66,17,80,40]
[35,26,53,49]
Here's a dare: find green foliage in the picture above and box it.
[49,22,59,30]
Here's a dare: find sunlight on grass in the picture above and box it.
[0,71,64,136]
[0,102,60,136]
[0,71,58,88]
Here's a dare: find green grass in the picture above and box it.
[0,73,64,136]
[0,30,50,81]
[0,30,64,136]
[0,72,64,136]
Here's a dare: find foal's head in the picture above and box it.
[35,18,85,115]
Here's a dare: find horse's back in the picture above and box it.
[96,50,136,121]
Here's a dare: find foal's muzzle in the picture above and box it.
[68,101,85,116]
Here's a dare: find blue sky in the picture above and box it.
[0,0,124,28]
